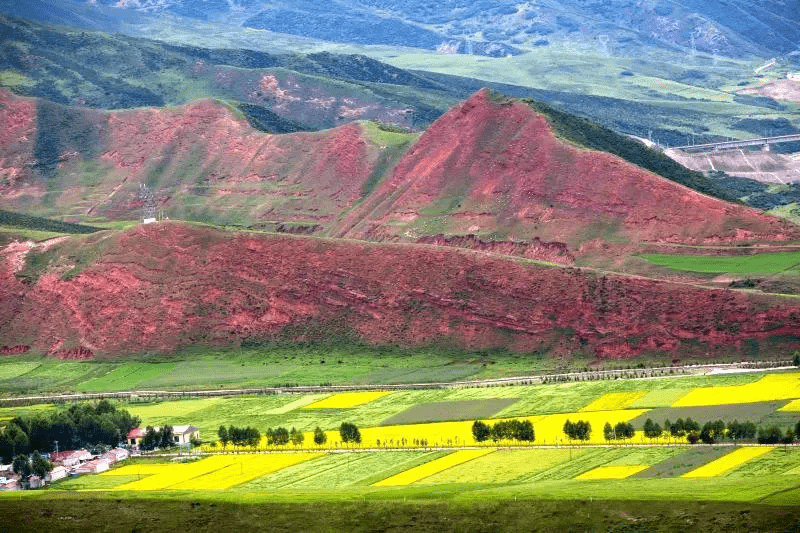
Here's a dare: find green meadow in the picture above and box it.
[640,252,800,275]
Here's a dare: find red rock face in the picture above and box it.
[1,222,798,358]
[338,89,799,245]
[0,90,36,189]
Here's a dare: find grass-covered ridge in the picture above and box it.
[0,209,101,234]
[524,98,738,202]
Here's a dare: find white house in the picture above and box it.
[74,458,109,475]
[172,425,200,446]
[45,465,67,482]
[102,448,129,464]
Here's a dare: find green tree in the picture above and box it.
[289,427,304,446]
[157,425,173,448]
[217,426,229,449]
[140,426,158,451]
[12,454,31,480]
[603,422,614,442]
[267,427,289,446]
[313,426,327,445]
[472,421,491,442]
[757,425,783,444]
[643,418,662,440]
[339,422,361,444]
[30,451,52,479]
[614,422,634,441]
[792,350,800,367]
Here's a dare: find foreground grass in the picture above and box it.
[2,492,799,532]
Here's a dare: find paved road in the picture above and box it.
[673,133,800,153]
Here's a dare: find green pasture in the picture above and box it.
[2,494,798,533]
[640,252,800,275]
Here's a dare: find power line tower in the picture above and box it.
[138,183,157,224]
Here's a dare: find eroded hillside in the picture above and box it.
[2,222,799,359]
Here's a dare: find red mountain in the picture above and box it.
[336,89,798,246]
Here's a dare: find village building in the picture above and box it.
[127,427,146,447]
[74,458,109,475]
[28,475,42,489]
[172,425,200,446]
[0,477,19,491]
[102,447,129,465]
[49,449,92,468]
[45,465,68,483]
[127,425,200,447]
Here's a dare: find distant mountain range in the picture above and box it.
[13,0,798,58]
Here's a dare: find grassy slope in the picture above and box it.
[2,496,799,533]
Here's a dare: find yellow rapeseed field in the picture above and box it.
[303,391,391,409]
[576,465,649,480]
[580,392,647,412]
[372,449,494,486]
[170,453,322,490]
[534,410,650,445]
[779,399,800,412]
[112,455,238,491]
[672,373,800,407]
[299,410,649,449]
[682,447,775,478]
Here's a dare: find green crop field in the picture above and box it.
[640,252,800,275]
[2,369,799,531]
[631,447,732,479]
[380,399,519,425]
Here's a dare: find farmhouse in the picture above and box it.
[74,458,109,475]
[102,447,129,464]
[172,425,200,446]
[0,477,19,491]
[127,425,200,447]
[28,475,42,489]
[127,427,146,446]
[45,465,67,482]
[50,449,92,467]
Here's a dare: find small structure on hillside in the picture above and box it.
[138,183,157,224]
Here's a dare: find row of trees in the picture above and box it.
[472,419,536,442]
[213,423,359,449]
[0,400,139,461]
[563,420,592,442]
[472,420,535,443]
[218,426,262,448]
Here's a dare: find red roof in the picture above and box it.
[127,427,146,439]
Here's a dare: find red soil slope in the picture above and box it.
[336,90,799,246]
[0,91,36,187]
[1,222,798,358]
